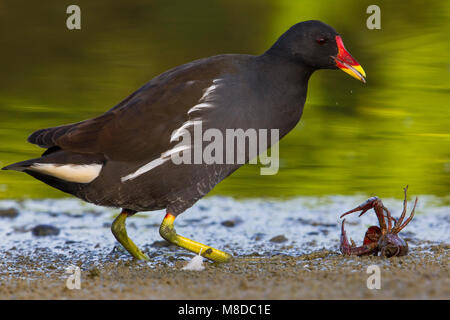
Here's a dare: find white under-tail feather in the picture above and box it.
[29,163,102,183]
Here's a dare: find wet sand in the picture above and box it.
[0,244,448,299]
[0,196,448,299]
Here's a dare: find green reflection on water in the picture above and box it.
[0,0,449,200]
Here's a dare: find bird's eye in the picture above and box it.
[316,38,327,45]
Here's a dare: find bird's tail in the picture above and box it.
[2,156,92,196]
[2,158,40,172]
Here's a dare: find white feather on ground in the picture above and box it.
[182,249,205,271]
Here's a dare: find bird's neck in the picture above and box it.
[256,51,315,85]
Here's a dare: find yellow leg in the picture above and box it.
[111,210,150,261]
[159,213,232,263]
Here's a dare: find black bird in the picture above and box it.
[3,20,365,262]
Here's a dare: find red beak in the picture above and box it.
[334,35,366,83]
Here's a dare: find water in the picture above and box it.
[0,1,449,201]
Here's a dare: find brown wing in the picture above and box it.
[28,55,235,162]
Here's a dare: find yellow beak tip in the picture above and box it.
[355,65,367,78]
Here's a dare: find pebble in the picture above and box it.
[31,225,60,237]
[0,208,19,218]
[270,235,288,243]
[151,240,174,248]
[221,217,243,227]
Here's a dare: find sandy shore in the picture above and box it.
[0,197,448,299]
[1,244,448,299]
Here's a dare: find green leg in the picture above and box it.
[111,210,150,261]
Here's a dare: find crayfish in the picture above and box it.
[340,186,417,257]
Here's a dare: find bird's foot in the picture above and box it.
[111,210,150,261]
[160,213,232,263]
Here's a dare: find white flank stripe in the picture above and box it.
[173,79,224,141]
[121,79,224,183]
[187,103,212,116]
[170,120,197,143]
[202,83,218,98]
[30,163,102,183]
[121,157,167,182]
[161,145,191,159]
[121,145,191,182]
[201,79,222,100]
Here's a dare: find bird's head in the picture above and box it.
[267,20,366,83]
